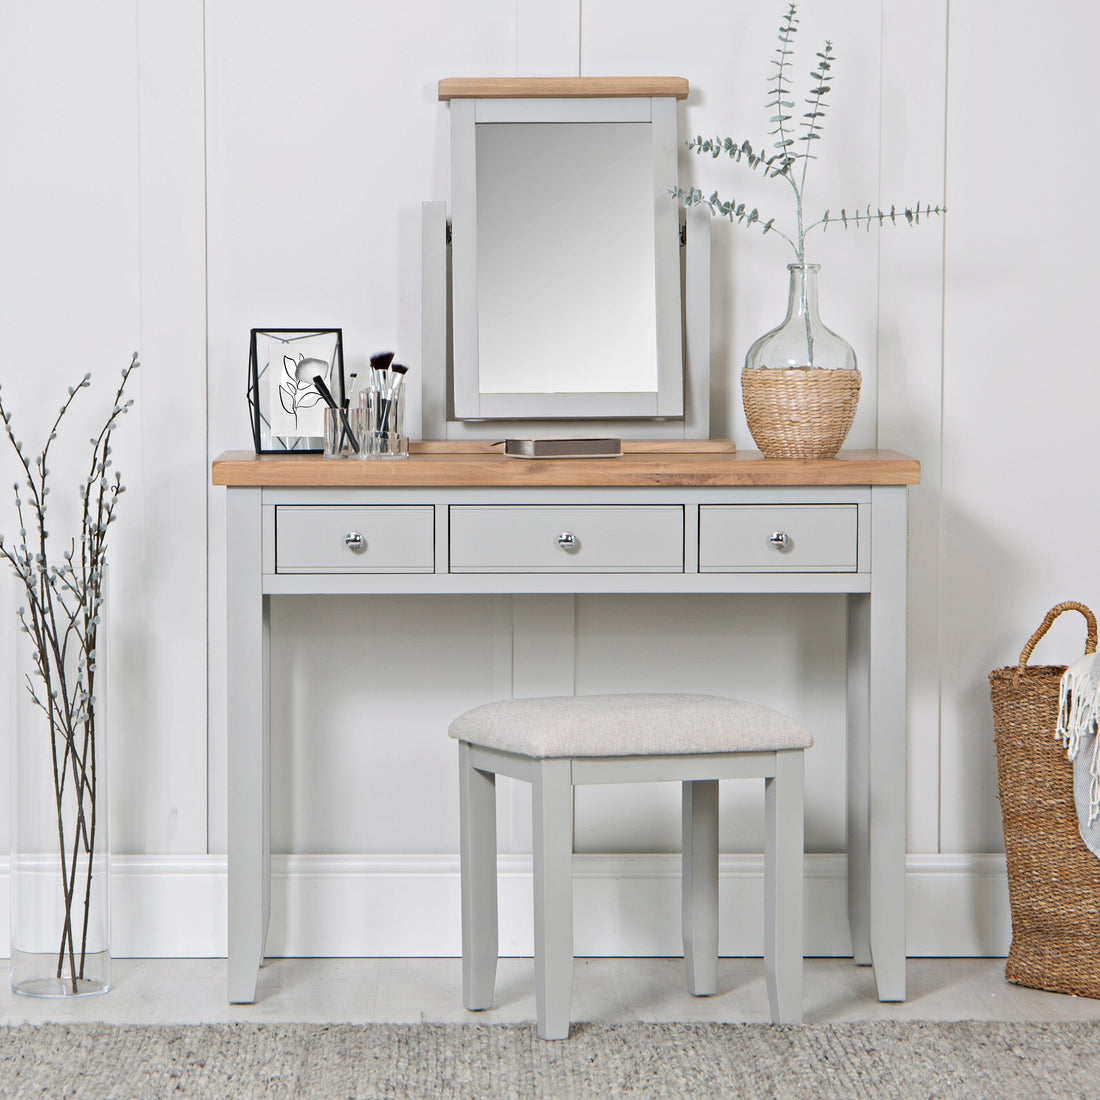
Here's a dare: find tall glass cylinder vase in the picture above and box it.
[9,573,110,996]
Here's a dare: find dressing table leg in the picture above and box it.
[682,779,719,996]
[260,593,271,961]
[867,486,909,1002]
[846,593,872,968]
[226,488,269,1004]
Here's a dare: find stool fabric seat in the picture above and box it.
[448,692,813,758]
[453,691,810,1039]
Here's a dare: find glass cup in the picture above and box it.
[359,380,408,459]
[323,406,359,458]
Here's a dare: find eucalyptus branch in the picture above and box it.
[670,186,798,255]
[675,3,946,268]
[767,3,800,174]
[808,203,947,234]
[799,42,834,196]
[686,135,791,180]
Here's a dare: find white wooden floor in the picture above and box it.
[1,959,1099,1026]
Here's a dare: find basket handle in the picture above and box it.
[1017,601,1098,670]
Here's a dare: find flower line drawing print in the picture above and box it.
[277,352,330,431]
[265,340,333,439]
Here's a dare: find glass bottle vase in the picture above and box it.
[9,574,110,996]
[742,263,860,459]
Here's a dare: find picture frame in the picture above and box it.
[248,328,345,454]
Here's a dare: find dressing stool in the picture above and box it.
[449,692,812,1039]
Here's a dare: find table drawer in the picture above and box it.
[699,505,858,572]
[275,506,434,573]
[449,505,683,573]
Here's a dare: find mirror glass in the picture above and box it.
[475,122,658,396]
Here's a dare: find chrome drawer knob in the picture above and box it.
[345,531,366,552]
[557,531,578,551]
[768,531,789,549]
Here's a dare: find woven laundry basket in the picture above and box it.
[988,601,1100,997]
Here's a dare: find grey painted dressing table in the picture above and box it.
[212,443,920,1005]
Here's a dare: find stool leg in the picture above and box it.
[459,741,498,1011]
[682,779,719,996]
[764,750,804,1024]
[532,758,574,1040]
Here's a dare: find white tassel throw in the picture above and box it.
[1057,653,1100,858]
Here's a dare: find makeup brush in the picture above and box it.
[378,363,410,435]
[312,374,360,453]
[367,353,397,431]
[340,372,358,451]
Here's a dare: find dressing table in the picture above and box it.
[214,444,919,1006]
[214,77,920,1008]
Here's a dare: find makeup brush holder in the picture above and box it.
[322,406,358,458]
[360,383,409,459]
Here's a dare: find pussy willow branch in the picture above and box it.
[0,353,138,988]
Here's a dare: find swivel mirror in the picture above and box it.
[424,77,708,438]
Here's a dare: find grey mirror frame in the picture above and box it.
[448,84,684,422]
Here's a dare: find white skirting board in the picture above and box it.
[0,853,1012,959]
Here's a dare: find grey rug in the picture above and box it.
[1,1021,1098,1099]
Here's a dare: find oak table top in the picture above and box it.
[212,445,920,489]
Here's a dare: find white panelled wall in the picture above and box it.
[0,0,1091,958]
